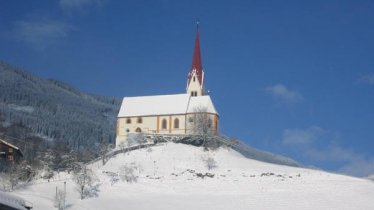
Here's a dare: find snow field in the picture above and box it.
[12,143,374,210]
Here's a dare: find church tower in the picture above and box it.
[187,22,205,97]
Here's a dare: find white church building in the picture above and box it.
[115,24,219,146]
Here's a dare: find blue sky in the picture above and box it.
[1,0,374,176]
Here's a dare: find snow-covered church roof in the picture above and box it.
[118,93,218,117]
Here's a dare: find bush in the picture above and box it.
[203,156,217,170]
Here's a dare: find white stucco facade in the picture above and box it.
[115,94,219,146]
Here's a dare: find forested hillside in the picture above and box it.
[0,61,121,150]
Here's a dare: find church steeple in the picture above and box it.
[187,21,205,97]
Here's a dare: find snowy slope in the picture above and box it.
[12,143,374,210]
[0,191,30,210]
[0,61,121,147]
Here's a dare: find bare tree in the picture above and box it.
[108,172,120,186]
[188,106,220,150]
[191,106,214,136]
[4,162,32,190]
[119,163,138,183]
[73,163,96,200]
[127,133,145,147]
[203,156,217,170]
[99,137,112,165]
[6,168,19,190]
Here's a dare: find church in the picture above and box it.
[115,24,219,146]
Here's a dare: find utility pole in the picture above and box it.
[55,186,59,210]
[153,160,156,177]
[63,181,66,210]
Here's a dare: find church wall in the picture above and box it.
[116,114,187,146]
[117,116,157,135]
[156,115,186,135]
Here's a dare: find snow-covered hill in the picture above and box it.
[11,143,374,210]
[0,61,121,148]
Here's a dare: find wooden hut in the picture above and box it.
[0,139,23,163]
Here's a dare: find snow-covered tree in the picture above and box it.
[1,161,34,190]
[191,106,214,136]
[119,164,138,183]
[187,106,222,150]
[73,163,96,200]
[0,61,121,155]
[127,133,146,147]
[106,172,120,186]
[99,137,112,165]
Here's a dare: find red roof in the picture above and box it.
[188,23,203,85]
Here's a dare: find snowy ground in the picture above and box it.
[11,143,374,210]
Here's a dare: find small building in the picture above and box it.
[0,139,23,163]
[115,23,219,146]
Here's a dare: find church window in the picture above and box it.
[208,118,212,128]
[191,91,198,97]
[193,76,196,82]
[135,127,142,132]
[137,117,143,124]
[174,118,179,129]
[126,118,131,124]
[161,119,167,129]
[188,117,193,123]
[126,129,130,133]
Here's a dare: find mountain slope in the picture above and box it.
[232,141,299,167]
[0,61,121,149]
[11,143,374,210]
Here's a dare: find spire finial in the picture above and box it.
[196,19,200,31]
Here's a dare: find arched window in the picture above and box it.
[126,118,131,124]
[137,117,143,123]
[193,76,196,82]
[174,118,179,129]
[161,119,167,129]
[135,127,142,133]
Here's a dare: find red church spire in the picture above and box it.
[188,20,204,85]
